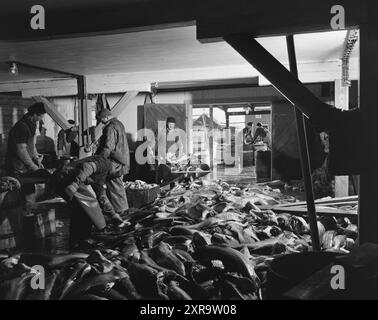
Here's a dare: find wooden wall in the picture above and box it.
[271,100,327,181]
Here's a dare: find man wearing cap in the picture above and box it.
[5,102,46,176]
[95,108,130,216]
[57,119,79,159]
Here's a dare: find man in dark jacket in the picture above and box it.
[5,102,46,176]
[95,109,130,214]
[5,102,51,214]
[57,119,79,159]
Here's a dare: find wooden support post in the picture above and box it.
[359,7,378,244]
[186,104,193,160]
[286,35,320,251]
[77,76,89,158]
[334,79,349,197]
[33,96,71,131]
[109,91,138,119]
[209,105,214,170]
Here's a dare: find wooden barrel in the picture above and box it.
[243,150,254,167]
[256,150,271,182]
[263,252,341,299]
[0,206,23,250]
[0,218,18,250]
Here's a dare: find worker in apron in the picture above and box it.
[95,109,130,216]
[5,102,51,213]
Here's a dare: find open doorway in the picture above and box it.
[191,102,272,183]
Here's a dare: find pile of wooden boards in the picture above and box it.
[263,195,358,218]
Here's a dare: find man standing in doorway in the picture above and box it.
[57,119,80,159]
[251,122,271,148]
[243,122,253,145]
[36,126,57,168]
[95,109,130,215]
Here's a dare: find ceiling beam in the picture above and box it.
[227,110,271,116]
[0,77,151,96]
[0,78,76,93]
[0,60,358,97]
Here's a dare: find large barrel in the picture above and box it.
[263,252,341,299]
[256,150,271,182]
[0,191,23,250]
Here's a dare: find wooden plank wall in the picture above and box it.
[272,100,327,181]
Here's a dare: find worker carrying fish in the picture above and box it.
[94,108,130,215]
[63,155,127,227]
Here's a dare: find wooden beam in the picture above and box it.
[0,60,358,98]
[209,105,214,169]
[334,79,349,197]
[22,86,77,98]
[93,91,139,142]
[85,77,151,94]
[85,66,259,88]
[33,96,71,130]
[0,78,150,96]
[287,34,320,252]
[110,91,139,118]
[273,195,358,208]
[228,110,271,116]
[224,34,331,120]
[359,5,378,244]
[0,79,76,93]
[270,206,357,218]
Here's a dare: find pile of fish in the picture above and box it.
[125,180,159,190]
[0,180,358,300]
[0,176,21,193]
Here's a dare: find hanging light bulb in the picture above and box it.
[9,62,18,76]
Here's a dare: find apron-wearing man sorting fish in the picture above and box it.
[5,102,51,213]
[64,155,126,226]
[94,109,130,216]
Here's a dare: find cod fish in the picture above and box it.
[148,242,186,276]
[193,245,258,281]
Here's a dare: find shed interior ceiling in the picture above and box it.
[0,26,358,86]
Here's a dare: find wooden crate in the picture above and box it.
[0,207,23,250]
